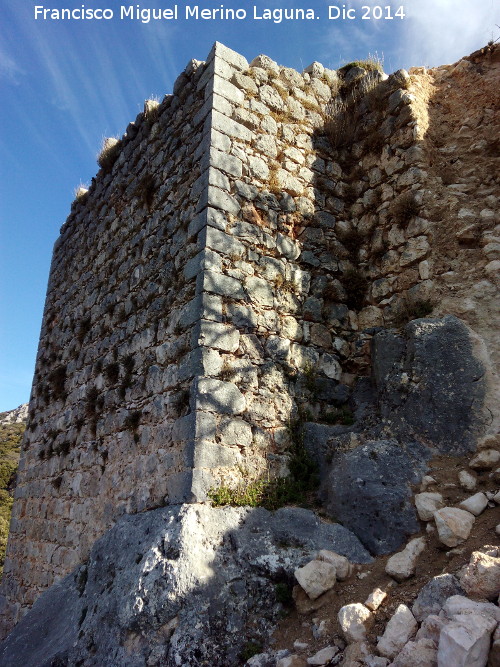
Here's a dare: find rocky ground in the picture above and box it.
[255,434,500,667]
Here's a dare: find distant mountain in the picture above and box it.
[0,404,28,426]
[0,406,27,578]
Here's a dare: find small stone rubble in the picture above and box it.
[242,431,500,667]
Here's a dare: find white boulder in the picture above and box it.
[376,604,417,658]
[316,549,352,580]
[306,646,338,665]
[469,449,500,470]
[294,560,336,600]
[385,537,426,582]
[338,603,372,643]
[458,492,488,516]
[442,594,500,624]
[391,638,438,667]
[437,613,496,667]
[458,470,477,491]
[364,587,387,611]
[459,549,500,600]
[415,493,444,521]
[433,507,475,547]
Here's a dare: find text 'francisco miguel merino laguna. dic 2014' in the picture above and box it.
[34,4,406,23]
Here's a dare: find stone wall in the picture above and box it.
[1,46,213,631]
[2,42,487,636]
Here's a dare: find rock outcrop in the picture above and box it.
[0,504,370,666]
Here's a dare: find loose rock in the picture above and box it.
[458,492,489,516]
[442,595,500,624]
[390,638,438,667]
[364,657,389,667]
[376,604,417,659]
[459,549,500,600]
[364,587,387,611]
[306,646,338,665]
[415,614,446,644]
[437,613,496,667]
[294,560,337,600]
[419,475,437,491]
[385,537,426,582]
[458,470,477,491]
[412,574,464,622]
[316,550,352,581]
[469,449,500,470]
[337,603,372,643]
[340,642,369,667]
[433,507,475,547]
[415,493,445,521]
[277,656,307,667]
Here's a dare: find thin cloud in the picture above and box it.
[138,21,180,97]
[318,0,498,72]
[402,0,498,67]
[0,47,25,83]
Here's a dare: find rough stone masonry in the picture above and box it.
[1,41,497,639]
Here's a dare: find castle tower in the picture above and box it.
[1,42,439,635]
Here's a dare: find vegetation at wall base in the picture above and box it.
[208,417,318,511]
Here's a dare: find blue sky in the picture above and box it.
[0,0,497,411]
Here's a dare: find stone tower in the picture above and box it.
[3,41,477,636]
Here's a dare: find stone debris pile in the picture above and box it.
[245,432,500,667]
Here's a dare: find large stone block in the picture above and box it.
[206,74,245,104]
[193,378,246,414]
[372,316,487,454]
[201,225,245,258]
[183,248,222,280]
[245,276,274,307]
[208,41,249,71]
[193,441,241,468]
[207,166,230,192]
[178,347,222,381]
[210,109,252,141]
[217,418,253,447]
[437,613,496,667]
[172,411,217,444]
[197,185,240,216]
[227,303,258,329]
[192,320,240,353]
[325,439,430,555]
[188,207,226,238]
[198,270,245,299]
[203,147,243,178]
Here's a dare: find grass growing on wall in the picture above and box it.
[0,421,25,579]
[208,417,318,511]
